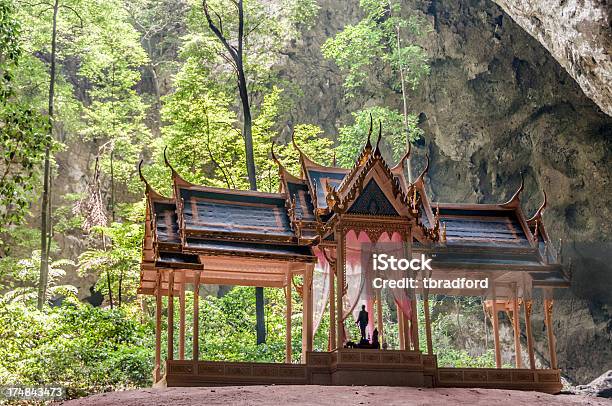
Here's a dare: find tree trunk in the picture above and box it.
[394,18,414,182]
[38,0,60,310]
[239,61,266,345]
[107,269,114,309]
[202,0,265,344]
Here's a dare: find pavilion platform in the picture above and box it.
[163,349,562,394]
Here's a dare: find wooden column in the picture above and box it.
[328,255,336,351]
[302,264,313,362]
[491,284,502,368]
[179,282,186,360]
[422,289,433,355]
[167,270,175,361]
[524,299,536,369]
[192,271,201,361]
[512,284,522,368]
[335,230,345,350]
[397,302,405,350]
[403,312,412,350]
[410,297,420,351]
[285,282,292,363]
[376,289,384,345]
[154,270,162,382]
[544,297,557,369]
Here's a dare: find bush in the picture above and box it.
[0,301,153,397]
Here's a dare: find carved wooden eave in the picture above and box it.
[291,132,349,229]
[271,141,304,192]
[527,191,548,243]
[431,175,544,255]
[271,141,322,245]
[139,160,175,264]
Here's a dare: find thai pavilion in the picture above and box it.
[138,123,569,393]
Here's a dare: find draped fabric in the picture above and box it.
[376,232,413,321]
[342,230,376,340]
[312,247,330,335]
[335,229,414,343]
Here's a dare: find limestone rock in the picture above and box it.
[492,0,612,117]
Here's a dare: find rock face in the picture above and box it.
[572,370,612,398]
[491,0,612,117]
[276,0,612,384]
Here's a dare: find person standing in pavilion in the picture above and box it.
[357,304,369,342]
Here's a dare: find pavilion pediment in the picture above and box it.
[325,147,418,219]
[346,178,400,216]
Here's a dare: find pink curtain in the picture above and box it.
[312,247,330,336]
[337,230,414,343]
[376,232,413,321]
[343,230,377,340]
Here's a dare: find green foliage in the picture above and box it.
[0,301,153,396]
[277,123,335,176]
[78,221,144,306]
[0,250,76,305]
[336,106,423,167]
[322,19,384,94]
[152,62,243,191]
[322,0,430,98]
[150,81,333,194]
[283,0,320,29]
[0,0,48,239]
[79,1,151,193]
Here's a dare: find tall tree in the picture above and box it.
[201,0,265,343]
[37,0,59,310]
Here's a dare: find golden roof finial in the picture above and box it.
[365,113,373,150]
[375,120,382,151]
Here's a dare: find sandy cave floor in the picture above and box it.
[55,385,612,406]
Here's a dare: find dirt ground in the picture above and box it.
[56,385,612,406]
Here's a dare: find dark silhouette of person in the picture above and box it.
[356,304,369,341]
[372,328,380,349]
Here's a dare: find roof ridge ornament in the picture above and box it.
[291,130,305,157]
[365,113,373,150]
[527,190,547,223]
[272,140,303,185]
[414,153,430,185]
[163,146,175,173]
[271,140,280,165]
[138,159,171,201]
[164,146,194,189]
[390,142,411,173]
[501,172,524,208]
[374,120,383,153]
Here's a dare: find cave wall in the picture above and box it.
[276,0,612,383]
[491,0,612,117]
